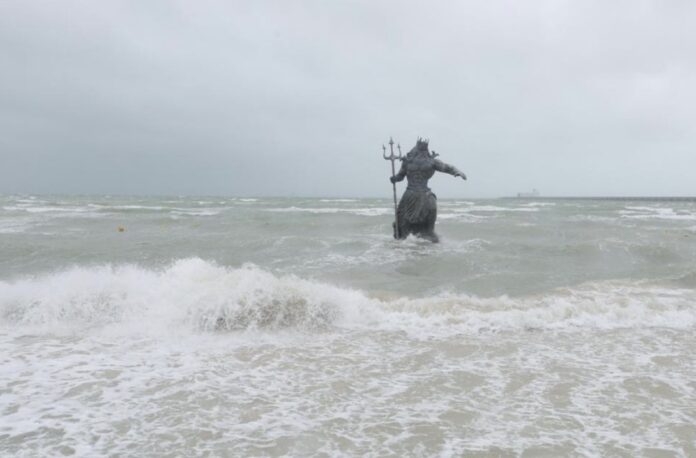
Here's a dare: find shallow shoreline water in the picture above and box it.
[1,195,695,456]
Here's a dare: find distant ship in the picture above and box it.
[517,189,540,198]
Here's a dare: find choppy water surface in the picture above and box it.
[1,195,695,456]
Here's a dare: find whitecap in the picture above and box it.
[1,260,694,337]
[170,209,221,217]
[459,205,539,213]
[437,213,487,221]
[2,206,92,213]
[265,207,392,216]
[521,202,556,207]
[620,207,696,221]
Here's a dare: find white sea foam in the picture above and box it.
[84,204,226,216]
[2,198,694,456]
[2,205,92,213]
[265,207,392,216]
[101,204,166,210]
[0,260,355,333]
[1,205,109,220]
[1,257,694,457]
[567,215,619,223]
[13,198,47,205]
[1,259,694,337]
[620,206,696,221]
[625,206,660,212]
[0,219,33,234]
[459,205,539,213]
[449,200,475,205]
[170,209,222,217]
[522,202,556,207]
[437,212,487,221]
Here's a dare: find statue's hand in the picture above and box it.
[390,176,397,184]
[461,174,467,181]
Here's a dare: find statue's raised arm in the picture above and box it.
[390,138,467,243]
[434,158,467,180]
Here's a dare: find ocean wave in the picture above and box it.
[265,207,392,216]
[1,206,108,220]
[567,215,619,223]
[0,260,350,333]
[89,204,219,213]
[437,212,487,220]
[2,203,228,218]
[625,206,661,212]
[169,209,222,217]
[440,200,475,206]
[672,270,696,288]
[88,204,166,211]
[521,202,556,207]
[1,259,694,336]
[0,220,33,234]
[620,207,696,221]
[458,205,539,213]
[2,205,93,213]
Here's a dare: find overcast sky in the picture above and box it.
[1,0,695,197]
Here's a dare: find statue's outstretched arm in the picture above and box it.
[434,159,467,180]
[390,161,407,183]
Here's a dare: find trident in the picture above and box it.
[382,137,403,239]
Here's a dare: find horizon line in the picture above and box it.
[2,192,696,201]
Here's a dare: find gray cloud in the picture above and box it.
[1,0,695,197]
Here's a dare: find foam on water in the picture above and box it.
[1,259,694,338]
[2,273,694,456]
[437,212,487,221]
[2,206,93,214]
[2,197,696,456]
[459,205,539,213]
[265,207,392,216]
[0,218,36,234]
[620,206,696,221]
[521,201,556,207]
[169,209,222,217]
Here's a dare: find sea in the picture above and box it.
[1,194,695,457]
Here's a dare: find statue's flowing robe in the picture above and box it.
[397,188,437,229]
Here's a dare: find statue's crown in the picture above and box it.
[417,137,429,147]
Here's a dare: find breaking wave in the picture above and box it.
[1,259,694,335]
[265,207,392,216]
[620,206,696,221]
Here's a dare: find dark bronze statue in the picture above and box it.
[390,138,466,242]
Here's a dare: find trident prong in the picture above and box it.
[383,137,403,160]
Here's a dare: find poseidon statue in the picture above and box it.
[390,138,467,243]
